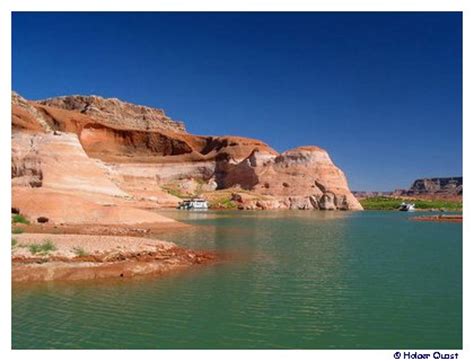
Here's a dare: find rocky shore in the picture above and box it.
[411,214,462,223]
[12,233,218,283]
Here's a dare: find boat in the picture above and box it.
[399,202,415,212]
[177,198,209,210]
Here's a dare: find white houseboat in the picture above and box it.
[177,198,209,210]
[399,202,415,212]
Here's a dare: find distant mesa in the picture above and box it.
[354,177,462,201]
[12,91,362,225]
[352,191,393,199]
[396,177,462,197]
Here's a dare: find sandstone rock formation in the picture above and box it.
[12,91,362,224]
[219,146,361,210]
[391,177,462,200]
[409,177,462,196]
[37,94,186,132]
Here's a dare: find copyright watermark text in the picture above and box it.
[393,351,459,360]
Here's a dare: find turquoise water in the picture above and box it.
[12,211,462,349]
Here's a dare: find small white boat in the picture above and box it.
[177,198,209,210]
[399,202,415,212]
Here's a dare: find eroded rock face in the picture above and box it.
[12,131,44,187]
[12,92,362,217]
[11,130,185,224]
[219,147,363,210]
[37,95,186,132]
[12,131,128,197]
[12,92,52,131]
[409,177,462,196]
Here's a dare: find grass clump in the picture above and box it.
[28,240,57,255]
[12,227,24,234]
[12,238,17,247]
[12,214,28,234]
[72,247,88,257]
[12,214,30,225]
[161,184,188,199]
[194,178,206,185]
[360,196,463,211]
[209,196,238,209]
[220,198,238,209]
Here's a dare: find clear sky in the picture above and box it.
[12,12,462,191]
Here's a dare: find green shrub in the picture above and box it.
[29,240,57,255]
[42,240,57,252]
[28,244,41,254]
[209,197,237,209]
[161,185,187,199]
[221,198,237,209]
[12,214,30,224]
[12,238,17,247]
[12,227,24,234]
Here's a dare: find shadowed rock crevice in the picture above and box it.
[79,123,194,158]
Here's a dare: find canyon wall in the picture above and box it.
[12,91,362,224]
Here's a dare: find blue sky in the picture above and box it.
[12,12,462,191]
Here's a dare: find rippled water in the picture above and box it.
[12,211,462,349]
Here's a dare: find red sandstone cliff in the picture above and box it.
[12,91,362,224]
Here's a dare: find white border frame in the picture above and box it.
[1,1,470,360]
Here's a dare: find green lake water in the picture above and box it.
[12,211,462,349]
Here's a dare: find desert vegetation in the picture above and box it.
[12,214,30,224]
[360,196,462,211]
[28,240,57,255]
[12,227,24,234]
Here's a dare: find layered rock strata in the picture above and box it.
[12,91,362,224]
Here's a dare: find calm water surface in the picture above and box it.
[12,211,462,349]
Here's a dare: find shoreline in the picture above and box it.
[14,219,191,238]
[411,214,463,223]
[12,233,219,283]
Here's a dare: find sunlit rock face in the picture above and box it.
[12,91,362,219]
[220,146,362,210]
[36,94,186,132]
